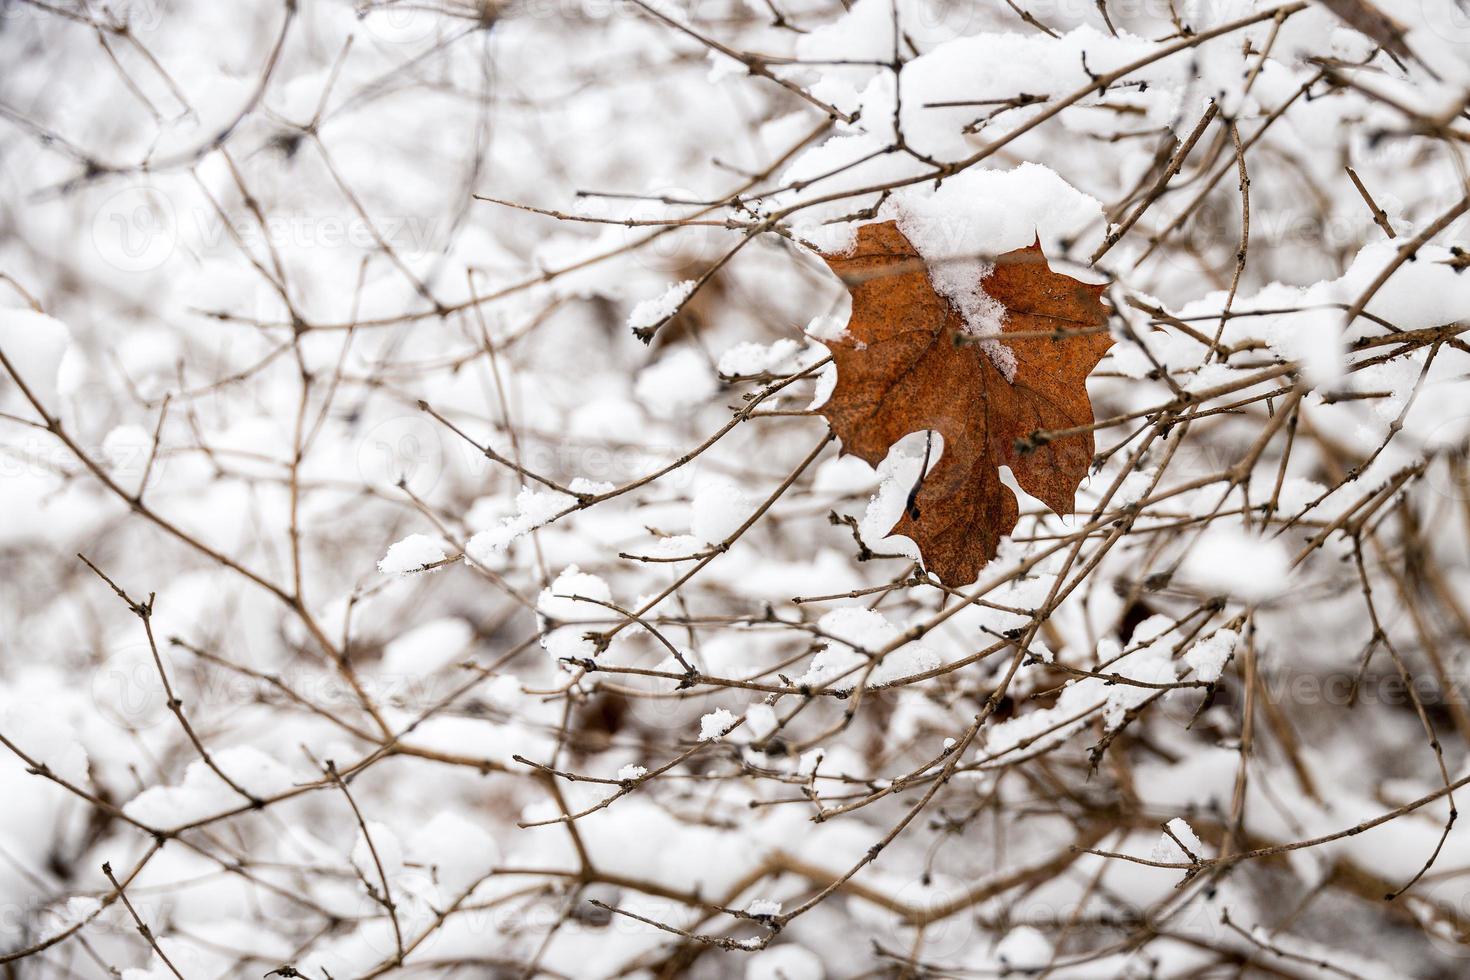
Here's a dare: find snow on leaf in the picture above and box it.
[816,220,1113,586]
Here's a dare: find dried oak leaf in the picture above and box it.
[817,220,1112,587]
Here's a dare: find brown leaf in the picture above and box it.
[817,221,1113,587]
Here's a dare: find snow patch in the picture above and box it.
[377,534,449,576]
[627,279,696,332]
[699,708,737,740]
